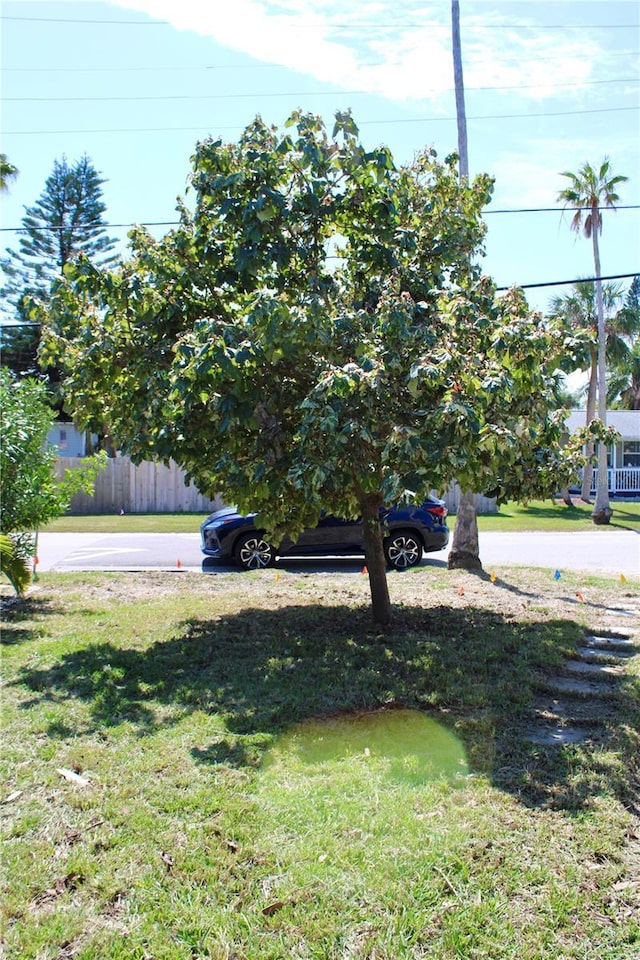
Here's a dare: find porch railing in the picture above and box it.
[590,467,640,494]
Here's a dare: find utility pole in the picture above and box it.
[451,0,469,180]
[447,0,481,570]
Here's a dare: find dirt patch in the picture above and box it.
[3,567,640,635]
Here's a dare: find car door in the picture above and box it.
[289,513,364,556]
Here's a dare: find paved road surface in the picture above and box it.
[34,530,640,579]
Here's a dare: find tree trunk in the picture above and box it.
[448,489,482,570]
[591,230,612,524]
[360,494,392,626]
[581,347,597,500]
[360,494,391,627]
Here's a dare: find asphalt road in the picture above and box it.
[33,530,640,579]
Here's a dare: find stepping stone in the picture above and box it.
[583,634,637,650]
[546,676,618,696]
[564,659,625,678]
[575,644,637,661]
[524,724,590,746]
[533,695,615,722]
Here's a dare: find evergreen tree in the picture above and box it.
[1,155,117,375]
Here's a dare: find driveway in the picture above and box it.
[33,530,640,579]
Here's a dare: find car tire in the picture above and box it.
[384,530,423,570]
[234,533,275,570]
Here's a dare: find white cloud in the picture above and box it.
[463,31,598,103]
[488,140,601,209]
[490,128,635,205]
[106,0,607,104]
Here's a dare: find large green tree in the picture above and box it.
[44,113,586,624]
[1,155,117,377]
[558,158,628,523]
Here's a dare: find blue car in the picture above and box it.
[200,498,449,571]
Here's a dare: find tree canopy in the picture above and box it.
[44,112,588,624]
[558,158,628,242]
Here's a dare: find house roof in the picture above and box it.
[565,409,640,440]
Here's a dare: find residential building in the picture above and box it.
[565,409,640,497]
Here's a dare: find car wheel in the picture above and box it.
[234,533,275,570]
[384,531,422,570]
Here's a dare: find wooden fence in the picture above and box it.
[56,457,497,515]
[444,485,497,515]
[56,457,222,515]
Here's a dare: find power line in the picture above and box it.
[6,90,387,104]
[2,15,168,25]
[496,273,638,292]
[365,105,639,125]
[5,104,638,138]
[0,208,638,235]
[4,49,638,73]
[2,64,278,73]
[6,76,638,103]
[0,222,178,234]
[485,205,640,215]
[2,15,637,29]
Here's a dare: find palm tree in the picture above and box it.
[549,280,625,499]
[558,159,628,523]
[607,339,640,410]
[608,277,640,410]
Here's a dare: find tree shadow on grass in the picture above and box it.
[12,602,639,811]
[0,596,65,645]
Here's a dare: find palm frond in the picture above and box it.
[0,533,32,598]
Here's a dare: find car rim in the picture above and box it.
[387,536,420,569]
[238,537,272,569]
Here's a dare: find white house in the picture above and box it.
[47,420,89,458]
[565,409,640,496]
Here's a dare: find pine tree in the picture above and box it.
[1,155,117,373]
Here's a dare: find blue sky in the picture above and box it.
[1,0,638,317]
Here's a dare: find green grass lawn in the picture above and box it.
[477,498,640,532]
[41,499,640,534]
[2,566,639,959]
